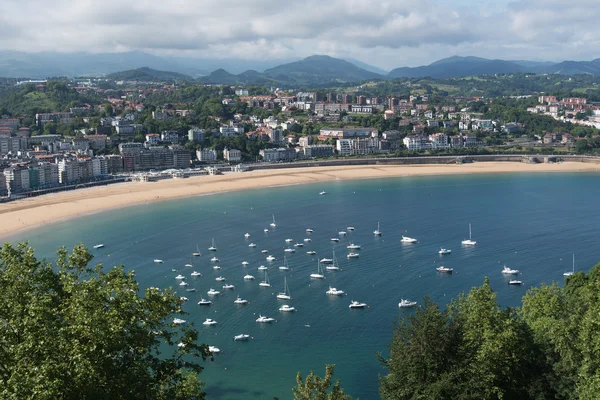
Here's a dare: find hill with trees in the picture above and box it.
[106,67,193,82]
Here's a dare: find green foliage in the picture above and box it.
[0,242,207,400]
[0,80,102,115]
[293,365,353,400]
[380,278,549,399]
[106,67,193,82]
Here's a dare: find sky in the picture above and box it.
[0,0,598,70]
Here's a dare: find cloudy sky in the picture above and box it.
[1,0,598,70]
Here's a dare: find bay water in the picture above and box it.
[6,172,600,399]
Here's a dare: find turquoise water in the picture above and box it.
[6,173,600,399]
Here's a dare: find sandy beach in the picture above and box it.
[1,161,598,239]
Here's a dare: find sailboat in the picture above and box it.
[270,214,277,227]
[192,245,201,257]
[208,238,217,251]
[277,277,292,300]
[279,256,291,271]
[461,224,477,246]
[259,270,271,287]
[310,261,325,279]
[326,250,340,271]
[564,254,575,276]
[373,222,382,236]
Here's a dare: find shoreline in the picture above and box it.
[1,161,599,240]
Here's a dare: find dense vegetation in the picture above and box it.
[379,265,600,399]
[0,243,208,399]
[106,67,193,82]
[0,81,101,116]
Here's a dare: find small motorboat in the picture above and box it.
[330,238,340,242]
[222,284,235,290]
[436,266,453,273]
[234,334,250,341]
[401,236,417,243]
[208,346,221,354]
[398,299,417,308]
[244,233,251,238]
[347,252,359,258]
[501,266,519,275]
[154,259,163,263]
[207,288,220,296]
[304,238,312,242]
[319,191,326,195]
[175,275,186,280]
[173,318,187,325]
[349,301,367,309]
[203,318,217,326]
[509,280,524,285]
[234,296,248,304]
[197,299,212,305]
[243,274,255,280]
[326,287,345,296]
[347,227,355,231]
[211,257,219,262]
[279,304,296,312]
[215,276,226,282]
[261,249,269,254]
[179,281,189,286]
[284,248,296,253]
[191,271,202,277]
[306,228,314,233]
[285,238,293,243]
[307,250,317,255]
[93,244,104,249]
[439,248,452,255]
[256,315,275,323]
[266,255,276,262]
[242,261,249,266]
[248,243,257,248]
[213,265,221,270]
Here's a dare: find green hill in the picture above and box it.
[262,55,385,85]
[106,67,192,82]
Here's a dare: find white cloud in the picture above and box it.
[0,0,599,69]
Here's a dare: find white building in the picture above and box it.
[235,89,249,96]
[403,135,431,151]
[429,133,450,149]
[197,148,217,162]
[260,148,296,162]
[219,126,240,137]
[223,148,242,162]
[336,138,383,156]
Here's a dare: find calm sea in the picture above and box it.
[6,172,600,399]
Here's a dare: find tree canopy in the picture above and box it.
[0,242,208,399]
[379,266,600,399]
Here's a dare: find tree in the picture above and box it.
[0,242,208,399]
[293,365,352,400]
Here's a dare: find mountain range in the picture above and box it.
[1,51,600,85]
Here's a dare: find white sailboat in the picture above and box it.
[192,245,201,257]
[279,256,291,271]
[373,222,382,236]
[208,238,217,251]
[310,261,325,279]
[461,224,477,246]
[326,250,340,270]
[259,270,271,287]
[270,214,277,227]
[564,254,575,276]
[277,277,292,300]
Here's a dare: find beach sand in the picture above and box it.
[1,162,598,239]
